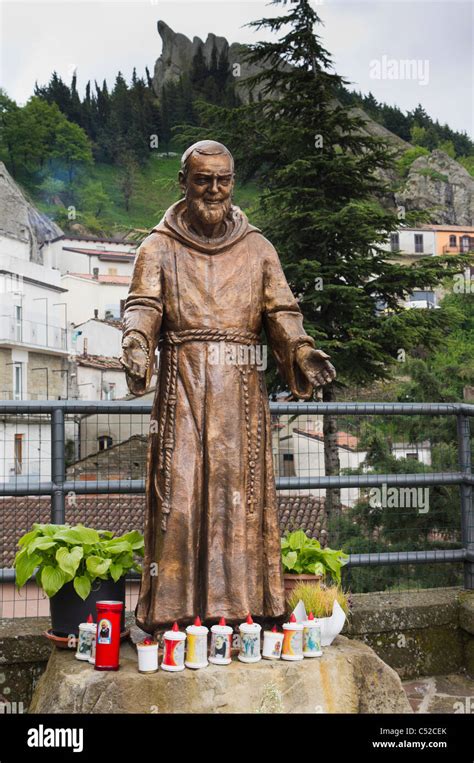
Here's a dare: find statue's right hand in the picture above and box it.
[120,334,149,379]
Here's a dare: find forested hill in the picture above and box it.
[336,86,473,169]
[0,33,472,237]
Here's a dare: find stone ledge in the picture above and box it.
[345,587,462,635]
[459,592,474,635]
[29,636,412,714]
[0,618,52,665]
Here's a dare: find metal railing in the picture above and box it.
[0,400,472,588]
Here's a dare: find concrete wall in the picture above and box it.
[76,365,129,401]
[74,319,122,357]
[61,276,129,325]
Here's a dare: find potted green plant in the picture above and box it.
[287,582,351,646]
[281,530,349,595]
[14,523,144,637]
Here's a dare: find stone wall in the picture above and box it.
[0,348,12,397]
[0,348,68,399]
[344,587,473,680]
[27,352,68,399]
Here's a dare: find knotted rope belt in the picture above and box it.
[156,328,261,531]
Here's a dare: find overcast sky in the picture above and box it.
[0,0,472,136]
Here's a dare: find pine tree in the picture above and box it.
[190,47,209,94]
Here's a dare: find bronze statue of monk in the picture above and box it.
[121,140,336,635]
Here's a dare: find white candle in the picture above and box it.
[238,614,262,663]
[137,639,159,673]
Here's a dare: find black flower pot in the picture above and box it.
[49,578,126,637]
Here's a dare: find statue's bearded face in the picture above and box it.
[182,153,234,229]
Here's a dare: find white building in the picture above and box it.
[73,316,123,357]
[292,428,367,506]
[75,354,128,401]
[381,227,437,258]
[276,420,432,507]
[379,226,439,309]
[77,387,155,459]
[55,236,136,325]
[0,162,72,483]
[56,236,136,277]
[61,272,131,325]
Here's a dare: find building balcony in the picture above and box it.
[442,245,474,254]
[0,317,70,355]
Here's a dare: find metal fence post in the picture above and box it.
[458,413,474,589]
[51,406,66,524]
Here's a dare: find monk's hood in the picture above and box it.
[152,198,259,254]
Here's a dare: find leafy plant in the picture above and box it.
[287,582,350,619]
[14,523,144,600]
[281,530,349,584]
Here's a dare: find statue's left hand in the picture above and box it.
[295,345,336,387]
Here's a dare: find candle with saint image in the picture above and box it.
[281,613,304,661]
[75,613,96,662]
[262,624,283,660]
[238,613,262,663]
[161,621,186,672]
[95,600,123,671]
[185,616,209,669]
[209,617,233,665]
[303,611,323,657]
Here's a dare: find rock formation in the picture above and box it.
[397,149,474,225]
[0,161,63,265]
[152,20,268,104]
[30,636,412,714]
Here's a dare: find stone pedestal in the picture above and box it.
[29,635,412,714]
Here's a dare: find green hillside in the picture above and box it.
[33,153,261,238]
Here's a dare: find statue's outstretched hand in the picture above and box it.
[120,334,149,379]
[296,345,336,388]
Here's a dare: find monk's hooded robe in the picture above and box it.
[123,199,316,634]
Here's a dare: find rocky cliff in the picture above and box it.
[397,150,474,226]
[152,20,474,225]
[0,162,63,264]
[152,20,269,104]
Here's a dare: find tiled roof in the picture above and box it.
[76,354,123,370]
[0,494,329,567]
[294,428,360,451]
[64,273,130,284]
[429,225,474,232]
[63,247,134,259]
[74,318,123,330]
[61,235,135,245]
[279,495,328,543]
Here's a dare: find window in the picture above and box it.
[104,383,116,401]
[461,235,471,253]
[98,435,113,451]
[13,363,23,400]
[406,453,419,461]
[449,235,457,247]
[15,305,22,341]
[411,290,435,306]
[414,234,424,253]
[282,452,295,477]
[14,434,23,474]
[390,233,400,252]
